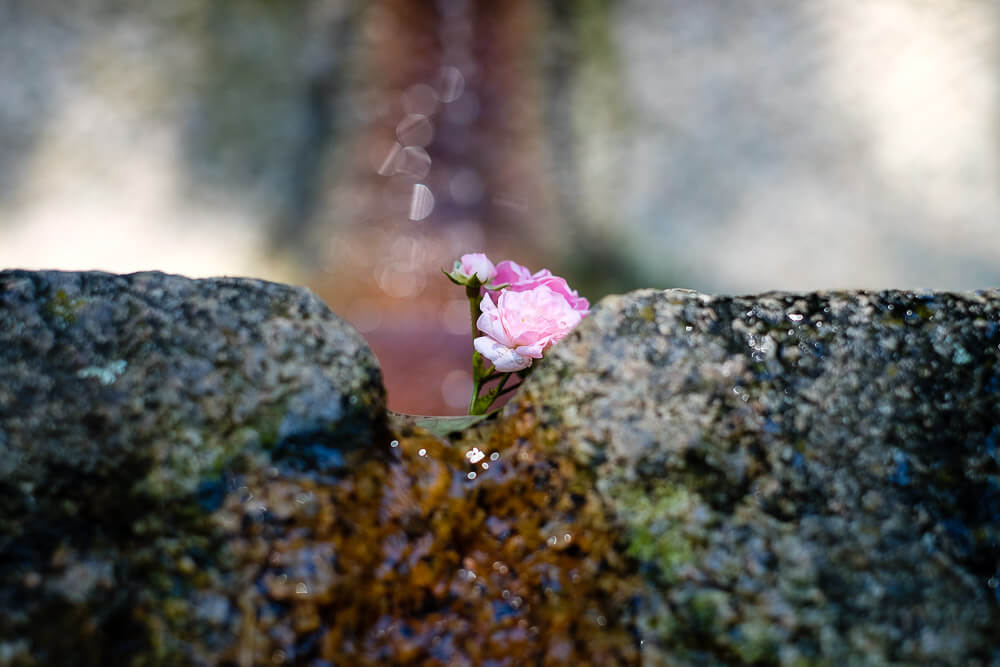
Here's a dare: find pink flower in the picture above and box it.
[473,285,584,372]
[492,260,589,314]
[458,253,497,283]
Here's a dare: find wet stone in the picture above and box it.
[2,279,1000,665]
[515,288,1000,665]
[0,270,386,664]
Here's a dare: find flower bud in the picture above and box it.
[444,252,497,287]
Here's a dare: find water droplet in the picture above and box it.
[402,82,439,116]
[390,440,399,448]
[436,65,466,102]
[563,533,572,543]
[547,536,558,546]
[788,313,804,322]
[596,615,607,626]
[409,184,435,221]
[481,462,489,470]
[418,448,427,457]
[466,447,485,463]
[396,146,432,179]
[295,582,309,596]
[467,471,476,480]
[490,452,499,461]
[396,114,434,147]
[376,141,404,176]
[988,577,998,588]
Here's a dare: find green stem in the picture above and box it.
[466,285,481,341]
[469,371,511,415]
[494,381,522,398]
[468,369,482,415]
[467,283,489,414]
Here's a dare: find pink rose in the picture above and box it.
[473,285,584,372]
[492,260,589,314]
[458,253,497,283]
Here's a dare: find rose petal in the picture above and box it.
[476,293,513,346]
[493,260,533,286]
[474,336,533,372]
[514,339,549,359]
[459,253,497,282]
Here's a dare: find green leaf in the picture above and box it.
[388,411,491,438]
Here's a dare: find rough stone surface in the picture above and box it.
[4,278,1000,665]
[0,270,385,664]
[515,288,1000,665]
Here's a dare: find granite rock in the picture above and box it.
[3,276,1000,665]
[0,270,385,665]
[515,288,1000,665]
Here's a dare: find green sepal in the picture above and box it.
[441,269,465,287]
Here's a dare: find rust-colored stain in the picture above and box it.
[193,410,641,665]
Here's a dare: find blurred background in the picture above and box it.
[1,0,997,414]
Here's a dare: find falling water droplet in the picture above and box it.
[376,141,404,176]
[409,184,435,221]
[436,65,466,103]
[396,114,434,147]
[402,83,439,116]
[395,146,432,179]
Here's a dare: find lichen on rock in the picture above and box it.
[2,275,999,665]
[514,288,1000,665]
[0,270,386,664]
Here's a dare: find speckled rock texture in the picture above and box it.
[0,270,385,664]
[515,288,1000,665]
[3,278,1000,666]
